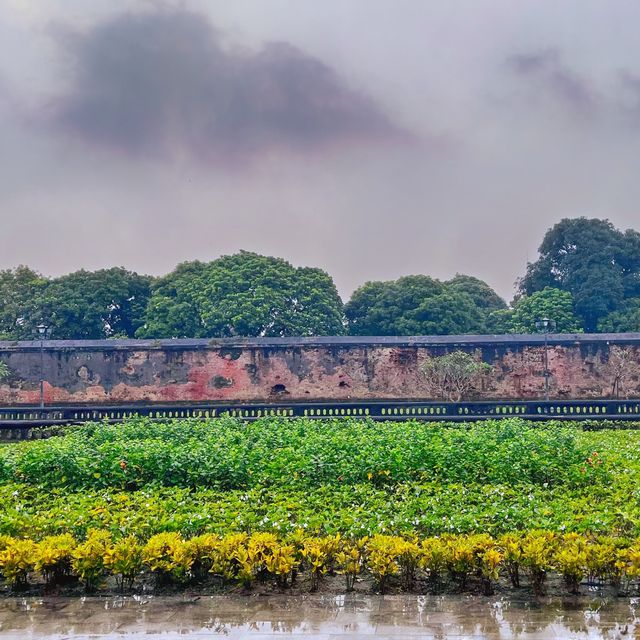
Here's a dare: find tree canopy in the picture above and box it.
[445,274,507,313]
[0,266,48,340]
[510,288,582,334]
[520,218,640,331]
[138,251,345,338]
[0,267,153,340]
[41,268,154,339]
[2,217,640,340]
[136,261,208,339]
[598,298,640,333]
[345,274,502,336]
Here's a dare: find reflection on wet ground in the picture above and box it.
[0,593,638,639]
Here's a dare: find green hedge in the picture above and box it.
[0,418,608,490]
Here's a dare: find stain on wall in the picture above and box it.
[0,335,639,406]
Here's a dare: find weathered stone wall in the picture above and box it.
[1,334,640,406]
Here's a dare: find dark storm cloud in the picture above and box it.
[50,8,399,159]
[507,49,596,113]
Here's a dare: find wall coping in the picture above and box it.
[1,333,640,352]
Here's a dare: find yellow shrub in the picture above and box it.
[72,530,112,591]
[188,534,220,577]
[499,533,523,587]
[420,537,447,580]
[0,538,37,587]
[301,536,339,590]
[583,537,620,583]
[104,535,142,591]
[443,535,476,587]
[142,532,194,582]
[285,528,309,583]
[248,532,279,568]
[521,531,556,596]
[521,531,555,571]
[481,548,502,580]
[624,544,640,580]
[209,533,247,580]
[366,535,402,593]
[335,537,368,591]
[554,534,588,594]
[229,533,280,587]
[0,535,13,553]
[0,529,636,596]
[34,534,76,584]
[397,538,422,587]
[264,542,297,587]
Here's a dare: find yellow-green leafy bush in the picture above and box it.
[34,534,76,585]
[72,529,112,592]
[0,538,37,587]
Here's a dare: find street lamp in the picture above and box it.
[36,323,51,410]
[535,318,556,402]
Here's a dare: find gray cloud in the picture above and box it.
[618,71,640,119]
[507,49,596,113]
[5,0,640,307]
[50,8,400,159]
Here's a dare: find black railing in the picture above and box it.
[1,399,640,427]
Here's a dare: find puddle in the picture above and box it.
[0,593,638,638]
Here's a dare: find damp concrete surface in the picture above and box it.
[0,593,638,639]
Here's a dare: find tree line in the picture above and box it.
[1,217,639,340]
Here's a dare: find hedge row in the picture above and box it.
[0,418,610,490]
[2,530,640,596]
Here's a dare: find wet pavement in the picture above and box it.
[0,593,638,639]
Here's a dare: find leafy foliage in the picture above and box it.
[135,261,208,338]
[71,529,112,591]
[598,297,640,333]
[510,287,582,333]
[39,268,154,339]
[520,218,640,331]
[138,251,345,338]
[0,266,153,340]
[0,418,604,490]
[0,418,639,595]
[345,274,502,336]
[0,538,36,587]
[0,529,639,595]
[0,266,48,340]
[445,274,507,313]
[421,350,492,400]
[34,534,76,585]
[104,535,143,591]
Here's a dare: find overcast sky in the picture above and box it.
[2,0,640,302]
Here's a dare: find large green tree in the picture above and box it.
[598,298,640,333]
[446,274,507,313]
[520,218,640,331]
[510,287,582,334]
[484,308,516,334]
[345,274,497,336]
[38,268,153,339]
[0,266,48,340]
[137,261,208,338]
[345,276,443,335]
[139,252,345,338]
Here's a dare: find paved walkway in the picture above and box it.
[0,593,637,639]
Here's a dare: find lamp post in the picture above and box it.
[36,324,50,409]
[535,317,556,401]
